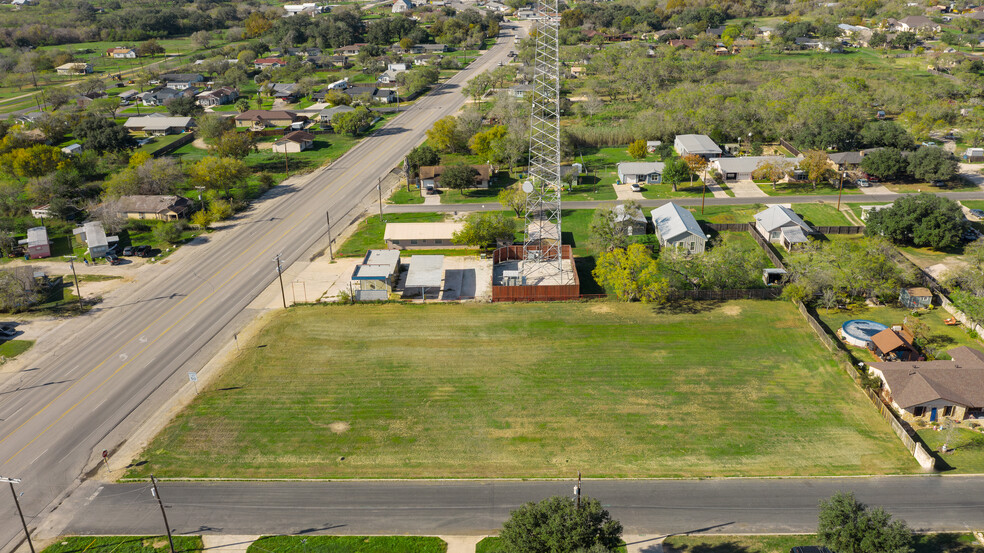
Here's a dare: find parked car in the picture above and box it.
[135,245,152,257]
[861,173,880,182]
[856,178,870,187]
[964,228,981,241]
[105,254,121,265]
[122,246,134,256]
[0,324,17,338]
[922,141,937,147]
[630,183,642,192]
[425,184,436,195]
[932,180,946,187]
[971,209,984,218]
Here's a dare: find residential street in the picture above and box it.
[50,476,984,539]
[0,25,525,553]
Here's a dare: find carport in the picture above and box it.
[404,255,444,300]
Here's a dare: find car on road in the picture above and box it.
[497,60,504,66]
[122,246,134,256]
[0,324,17,338]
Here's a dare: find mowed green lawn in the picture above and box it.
[127,301,914,479]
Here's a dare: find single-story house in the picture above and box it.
[965,147,984,162]
[73,221,118,258]
[107,47,137,58]
[262,83,302,101]
[419,165,492,189]
[116,195,193,220]
[651,202,707,254]
[30,205,49,219]
[828,148,881,170]
[319,105,355,126]
[871,327,920,362]
[900,287,933,309]
[896,15,941,32]
[254,57,287,69]
[160,73,205,90]
[416,43,449,53]
[508,83,533,98]
[61,143,83,156]
[674,134,722,159]
[344,86,378,102]
[123,116,195,136]
[234,110,303,128]
[617,161,665,185]
[392,0,413,13]
[196,87,238,107]
[384,222,467,249]
[869,346,984,422]
[17,226,50,259]
[142,87,195,107]
[712,155,802,182]
[351,249,401,301]
[272,130,316,153]
[337,43,367,56]
[614,203,647,236]
[56,62,92,75]
[754,205,812,250]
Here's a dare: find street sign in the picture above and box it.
[187,372,197,382]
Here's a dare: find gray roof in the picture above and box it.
[614,203,646,224]
[651,202,706,243]
[405,255,444,288]
[352,249,400,280]
[74,221,108,249]
[160,73,204,82]
[320,105,355,120]
[755,205,811,233]
[714,155,800,174]
[117,195,192,215]
[780,226,809,244]
[617,161,665,176]
[21,226,48,248]
[675,134,722,155]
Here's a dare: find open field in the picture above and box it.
[663,533,984,553]
[125,301,914,479]
[246,537,446,553]
[40,536,203,553]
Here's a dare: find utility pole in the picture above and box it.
[274,254,287,308]
[195,186,206,212]
[284,149,289,176]
[1,477,35,553]
[377,177,384,222]
[837,171,846,211]
[149,476,176,553]
[326,212,334,261]
[67,256,84,311]
[574,471,581,509]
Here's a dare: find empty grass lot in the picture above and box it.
[41,536,203,553]
[126,301,914,479]
[247,537,446,553]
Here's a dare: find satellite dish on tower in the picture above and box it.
[522,180,534,193]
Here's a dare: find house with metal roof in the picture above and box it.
[617,161,665,185]
[613,203,647,236]
[17,227,50,259]
[869,346,984,422]
[73,221,118,258]
[711,155,801,182]
[754,205,812,250]
[651,202,707,254]
[160,73,205,90]
[351,249,401,301]
[673,134,722,159]
[123,116,195,136]
[384,222,466,249]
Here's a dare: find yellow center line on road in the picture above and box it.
[0,42,500,468]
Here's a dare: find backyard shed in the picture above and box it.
[18,227,50,259]
[900,287,933,309]
[404,255,444,299]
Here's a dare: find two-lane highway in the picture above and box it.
[0,23,524,553]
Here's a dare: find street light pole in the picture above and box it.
[1,477,35,553]
[149,475,176,553]
[326,212,334,261]
[274,254,287,308]
[67,256,84,311]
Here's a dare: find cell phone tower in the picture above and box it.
[521,0,564,284]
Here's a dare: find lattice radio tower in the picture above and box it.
[520,0,563,284]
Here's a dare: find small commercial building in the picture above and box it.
[384,222,466,249]
[673,134,722,159]
[272,131,315,153]
[651,202,707,254]
[351,249,401,301]
[18,226,50,259]
[73,221,118,258]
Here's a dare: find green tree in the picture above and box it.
[593,244,669,303]
[469,125,508,162]
[2,145,66,178]
[211,131,256,159]
[662,157,690,192]
[908,146,958,183]
[73,117,135,153]
[499,496,624,553]
[188,156,249,198]
[751,159,794,190]
[331,106,374,136]
[860,148,909,181]
[441,164,479,191]
[208,198,234,220]
[683,153,708,189]
[191,210,213,229]
[799,150,832,191]
[860,121,914,150]
[451,211,516,250]
[782,237,911,302]
[197,113,234,141]
[88,96,121,119]
[401,66,439,97]
[153,222,182,245]
[137,39,165,57]
[190,30,212,50]
[166,95,202,117]
[244,12,273,38]
[234,98,251,113]
[589,202,641,252]
[627,139,647,159]
[406,144,440,178]
[818,492,913,553]
[497,184,528,216]
[0,270,41,312]
[865,193,964,250]
[426,116,464,153]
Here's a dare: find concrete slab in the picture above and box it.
[613,183,645,200]
[860,184,892,195]
[202,536,260,553]
[624,535,664,553]
[442,536,484,553]
[424,193,441,205]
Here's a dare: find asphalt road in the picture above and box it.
[0,26,524,553]
[385,191,984,213]
[59,477,984,537]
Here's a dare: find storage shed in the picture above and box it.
[18,227,50,259]
[900,287,933,309]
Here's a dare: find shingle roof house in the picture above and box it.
[869,346,984,422]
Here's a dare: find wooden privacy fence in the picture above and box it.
[151,133,195,158]
[491,245,581,302]
[779,138,801,156]
[704,223,750,232]
[816,225,864,234]
[794,300,936,469]
[668,288,782,300]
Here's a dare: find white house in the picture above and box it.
[392,0,413,12]
[651,202,707,254]
[617,161,665,185]
[673,134,722,159]
[754,205,812,250]
[712,155,801,182]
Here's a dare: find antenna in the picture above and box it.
[521,0,563,284]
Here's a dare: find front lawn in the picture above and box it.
[793,203,852,226]
[663,533,984,553]
[336,212,445,257]
[918,426,984,473]
[246,537,446,553]
[41,536,203,553]
[884,179,980,194]
[124,301,915,479]
[759,181,862,196]
[0,339,32,358]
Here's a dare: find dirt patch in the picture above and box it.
[256,141,274,151]
[721,305,742,316]
[329,421,350,434]
[144,539,169,549]
[589,304,615,314]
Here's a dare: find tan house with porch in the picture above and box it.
[869,346,984,422]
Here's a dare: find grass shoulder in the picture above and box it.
[663,533,984,553]
[41,536,203,553]
[246,536,446,553]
